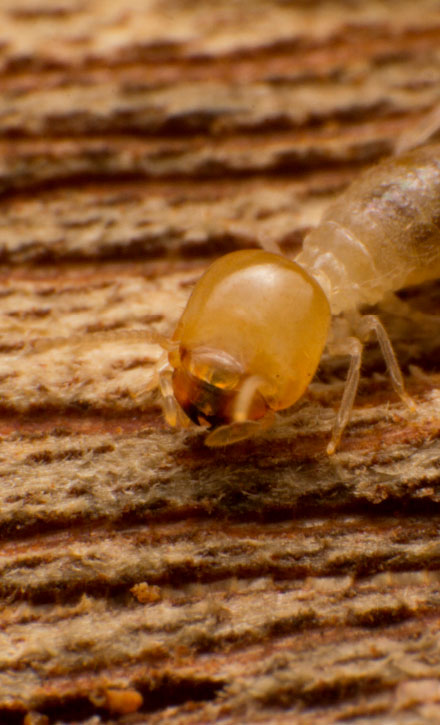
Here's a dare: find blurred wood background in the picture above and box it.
[1,1,440,723]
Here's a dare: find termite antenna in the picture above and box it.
[20,328,174,356]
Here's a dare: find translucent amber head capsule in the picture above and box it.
[169,250,330,433]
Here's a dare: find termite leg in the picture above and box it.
[145,350,168,392]
[143,344,193,429]
[356,315,416,412]
[158,366,192,428]
[327,336,363,455]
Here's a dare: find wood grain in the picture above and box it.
[1,1,440,723]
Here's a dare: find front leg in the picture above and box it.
[157,364,193,429]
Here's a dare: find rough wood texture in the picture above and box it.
[1,1,440,723]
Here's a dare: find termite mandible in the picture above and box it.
[152,142,440,453]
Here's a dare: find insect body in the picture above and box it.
[160,143,440,451]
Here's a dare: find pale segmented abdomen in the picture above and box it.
[296,143,440,314]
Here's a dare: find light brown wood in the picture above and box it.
[1,2,440,723]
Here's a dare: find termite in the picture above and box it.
[153,142,440,453]
[20,140,440,453]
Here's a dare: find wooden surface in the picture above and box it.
[1,1,440,723]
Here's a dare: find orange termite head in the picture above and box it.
[167,250,330,436]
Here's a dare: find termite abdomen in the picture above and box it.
[298,143,440,314]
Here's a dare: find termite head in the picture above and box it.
[159,250,330,445]
[169,345,269,428]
